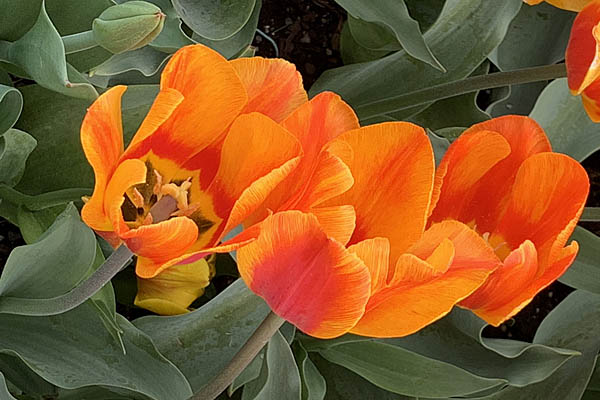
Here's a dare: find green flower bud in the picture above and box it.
[92,1,165,54]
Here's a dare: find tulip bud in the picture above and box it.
[92,1,165,54]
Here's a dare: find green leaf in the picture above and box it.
[474,291,600,399]
[310,0,521,122]
[339,21,389,65]
[15,84,157,195]
[530,78,600,162]
[145,0,193,53]
[16,204,66,244]
[91,46,170,77]
[229,349,265,396]
[404,0,445,32]
[335,0,442,71]
[0,353,57,398]
[0,1,97,100]
[0,204,96,307]
[0,129,36,187]
[319,340,504,397]
[173,0,257,41]
[0,302,193,399]
[293,342,326,400]
[559,227,600,294]
[193,0,261,60]
[346,16,400,52]
[0,373,16,400]
[0,85,22,136]
[134,279,270,391]
[488,3,574,116]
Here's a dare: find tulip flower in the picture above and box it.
[81,44,307,314]
[566,0,600,121]
[235,94,501,339]
[524,0,592,12]
[428,116,589,326]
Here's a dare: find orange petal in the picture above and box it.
[230,57,308,122]
[495,152,589,262]
[206,112,302,239]
[460,240,539,326]
[127,216,199,278]
[80,85,127,231]
[531,0,594,12]
[310,205,356,246]
[581,79,600,122]
[351,220,498,338]
[347,237,390,294]
[124,44,247,165]
[567,1,600,93]
[328,122,435,264]
[430,116,550,235]
[237,211,371,339]
[135,257,213,315]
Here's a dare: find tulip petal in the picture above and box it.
[124,44,247,165]
[495,152,589,261]
[460,240,539,325]
[206,112,302,240]
[430,116,550,235]
[581,79,600,122]
[127,216,199,278]
[533,0,594,12]
[310,205,356,245]
[347,237,390,294]
[567,1,600,93]
[81,86,127,231]
[230,57,308,122]
[328,122,435,264]
[350,220,498,338]
[237,211,371,339]
[135,257,213,315]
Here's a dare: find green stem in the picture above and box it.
[355,64,567,121]
[190,311,285,400]
[62,30,97,54]
[581,207,600,222]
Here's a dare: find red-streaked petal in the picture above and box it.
[81,85,127,231]
[350,220,498,338]
[495,152,589,262]
[134,257,213,315]
[566,1,600,93]
[581,79,600,122]
[430,116,551,235]
[124,44,247,165]
[230,57,307,122]
[328,122,435,264]
[460,240,538,326]
[206,112,302,239]
[127,217,199,278]
[127,88,184,149]
[237,211,371,339]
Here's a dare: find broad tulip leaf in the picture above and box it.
[91,46,170,77]
[16,204,66,244]
[0,302,192,400]
[0,204,96,305]
[15,84,157,195]
[473,291,600,399]
[173,0,257,41]
[0,85,22,136]
[134,279,270,391]
[229,350,264,396]
[0,373,16,400]
[339,21,388,65]
[0,129,36,187]
[0,1,97,100]
[488,3,574,116]
[318,340,505,397]
[242,331,301,400]
[346,16,400,52]
[293,343,326,400]
[335,0,443,71]
[559,227,600,294]
[0,354,56,398]
[146,0,194,53]
[193,0,261,60]
[310,0,521,122]
[530,78,600,162]
[404,0,445,32]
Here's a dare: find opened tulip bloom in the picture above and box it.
[81,44,307,314]
[236,94,500,339]
[429,116,589,326]
[524,0,592,12]
[566,0,600,121]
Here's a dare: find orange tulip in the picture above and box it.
[81,44,307,314]
[235,94,500,339]
[524,0,593,12]
[566,0,600,121]
[429,116,589,326]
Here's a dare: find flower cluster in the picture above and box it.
[81,44,589,338]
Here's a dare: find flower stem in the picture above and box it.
[355,63,567,121]
[189,311,285,400]
[62,30,97,54]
